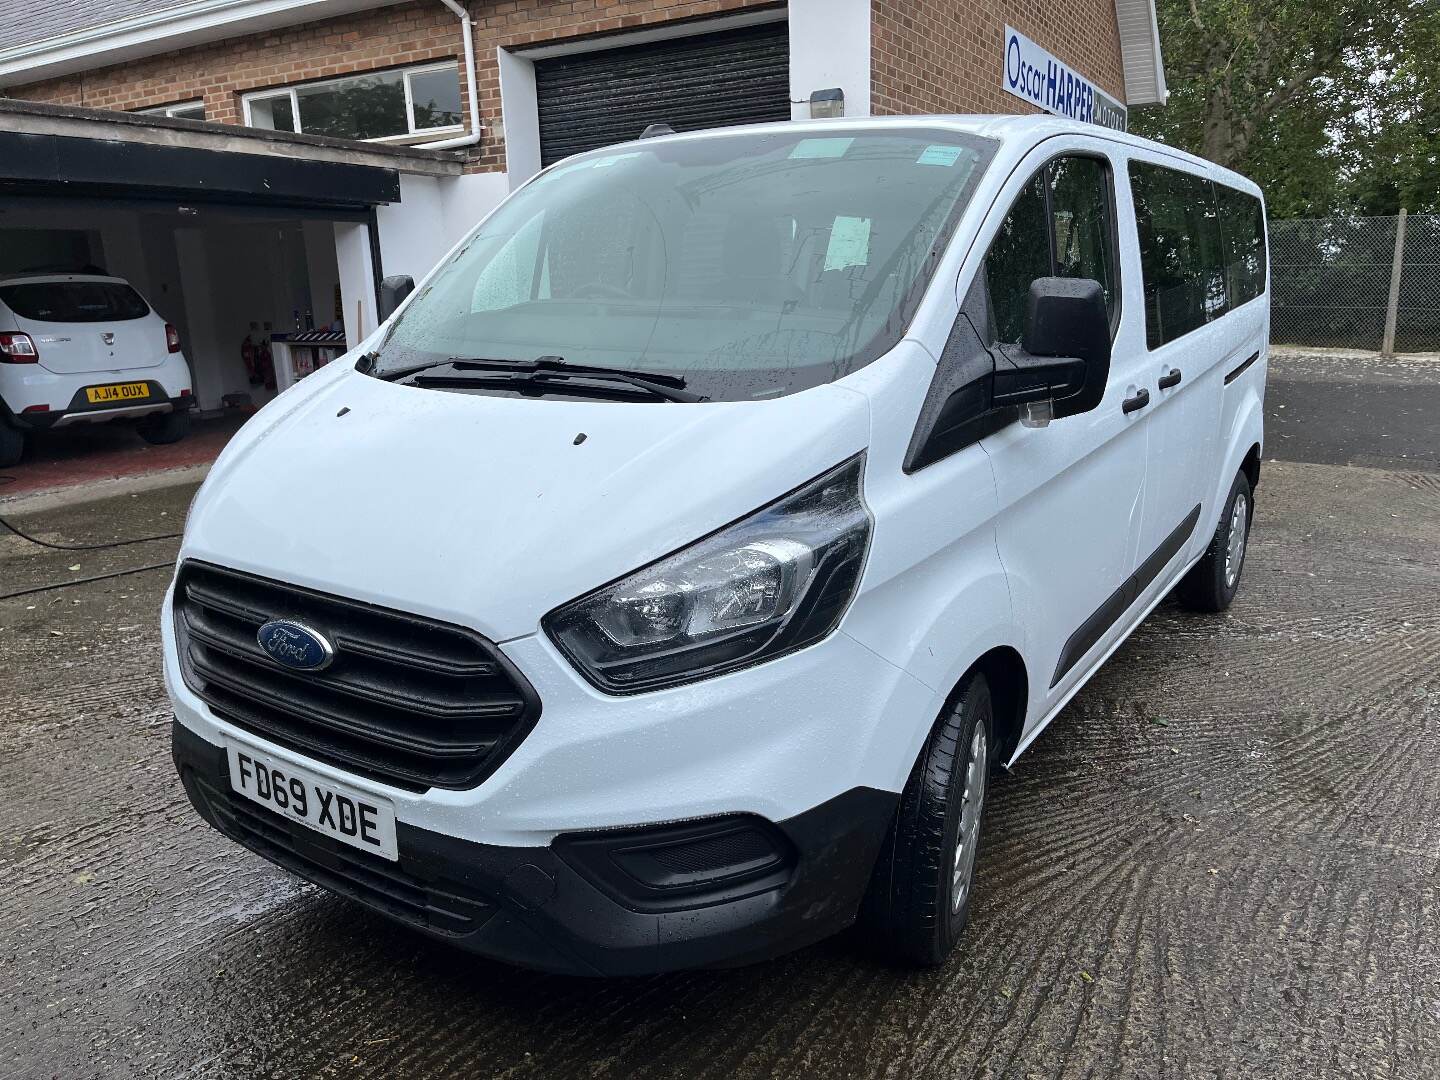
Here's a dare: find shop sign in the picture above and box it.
[1003,26,1128,131]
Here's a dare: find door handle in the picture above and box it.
[1122,388,1150,414]
[1158,368,1182,389]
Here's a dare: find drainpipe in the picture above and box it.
[420,0,482,150]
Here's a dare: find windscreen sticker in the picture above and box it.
[790,137,854,160]
[824,215,872,271]
[916,144,965,166]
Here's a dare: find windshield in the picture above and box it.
[371,127,996,400]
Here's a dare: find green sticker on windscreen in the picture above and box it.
[790,137,854,160]
[917,144,964,166]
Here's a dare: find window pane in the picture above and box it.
[296,70,407,140]
[985,173,1050,342]
[1131,162,1228,348]
[1048,156,1116,318]
[0,282,149,322]
[249,94,296,132]
[1218,186,1266,306]
[171,103,206,121]
[409,66,462,130]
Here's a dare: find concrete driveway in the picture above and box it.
[2,351,1437,1079]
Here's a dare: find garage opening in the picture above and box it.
[0,202,349,416]
[534,20,791,167]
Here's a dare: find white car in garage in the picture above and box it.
[0,271,195,467]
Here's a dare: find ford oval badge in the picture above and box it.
[257,619,334,671]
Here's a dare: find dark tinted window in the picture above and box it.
[985,173,1050,342]
[0,281,150,323]
[1218,185,1267,306]
[1050,156,1117,310]
[985,155,1118,343]
[1130,162,1228,348]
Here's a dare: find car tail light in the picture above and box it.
[179,388,192,397]
[21,404,50,413]
[165,324,182,353]
[0,331,38,364]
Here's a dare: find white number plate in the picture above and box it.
[226,742,398,861]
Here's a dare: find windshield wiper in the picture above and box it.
[392,355,704,403]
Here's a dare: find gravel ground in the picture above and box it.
[2,351,1437,1079]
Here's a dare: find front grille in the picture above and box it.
[191,773,495,936]
[173,561,540,791]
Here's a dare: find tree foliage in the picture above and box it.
[1131,0,1439,217]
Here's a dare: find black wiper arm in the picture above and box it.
[372,355,517,382]
[447,355,703,402]
[411,370,703,403]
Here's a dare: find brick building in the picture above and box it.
[0,0,1164,410]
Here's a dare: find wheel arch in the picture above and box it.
[1241,441,1262,492]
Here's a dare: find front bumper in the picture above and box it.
[173,721,896,976]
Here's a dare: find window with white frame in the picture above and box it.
[242,63,463,142]
[138,101,206,121]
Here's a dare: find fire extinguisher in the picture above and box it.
[257,337,276,392]
[241,335,262,386]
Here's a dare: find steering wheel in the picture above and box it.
[571,281,631,300]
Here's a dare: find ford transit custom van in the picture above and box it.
[165,116,1267,975]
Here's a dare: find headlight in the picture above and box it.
[544,455,872,693]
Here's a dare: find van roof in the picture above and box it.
[606,114,1262,198]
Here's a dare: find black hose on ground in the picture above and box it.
[0,474,180,601]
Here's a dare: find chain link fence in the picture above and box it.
[1270,213,1440,353]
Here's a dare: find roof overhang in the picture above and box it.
[1112,0,1168,106]
[0,0,403,87]
[0,98,462,213]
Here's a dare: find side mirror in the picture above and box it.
[377,274,415,322]
[992,277,1111,422]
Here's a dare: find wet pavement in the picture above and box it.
[2,351,1438,1079]
[0,414,246,502]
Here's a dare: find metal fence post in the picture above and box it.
[1381,208,1408,356]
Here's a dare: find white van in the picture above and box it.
[165,116,1266,975]
[0,272,195,466]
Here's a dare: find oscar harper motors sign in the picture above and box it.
[1002,26,1127,131]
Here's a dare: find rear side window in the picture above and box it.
[1217,186,1267,306]
[0,281,150,323]
[1129,162,1229,348]
[985,154,1119,343]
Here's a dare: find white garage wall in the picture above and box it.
[788,0,872,120]
[373,171,509,287]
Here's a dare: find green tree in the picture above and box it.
[1132,0,1438,217]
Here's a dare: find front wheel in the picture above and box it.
[1177,470,1252,612]
[137,408,191,446]
[858,671,993,966]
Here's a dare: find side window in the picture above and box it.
[984,174,1050,343]
[1130,162,1228,348]
[984,154,1118,344]
[1217,185,1267,306]
[1049,156,1117,312]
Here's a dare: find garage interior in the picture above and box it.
[0,101,464,417]
[0,203,344,413]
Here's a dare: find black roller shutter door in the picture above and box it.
[535,21,791,167]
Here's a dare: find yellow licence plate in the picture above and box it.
[85,382,151,404]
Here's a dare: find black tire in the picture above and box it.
[1177,470,1253,613]
[0,419,23,468]
[137,408,191,446]
[859,671,993,966]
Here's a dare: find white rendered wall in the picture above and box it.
[788,0,872,120]
[334,220,378,348]
[374,171,509,286]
